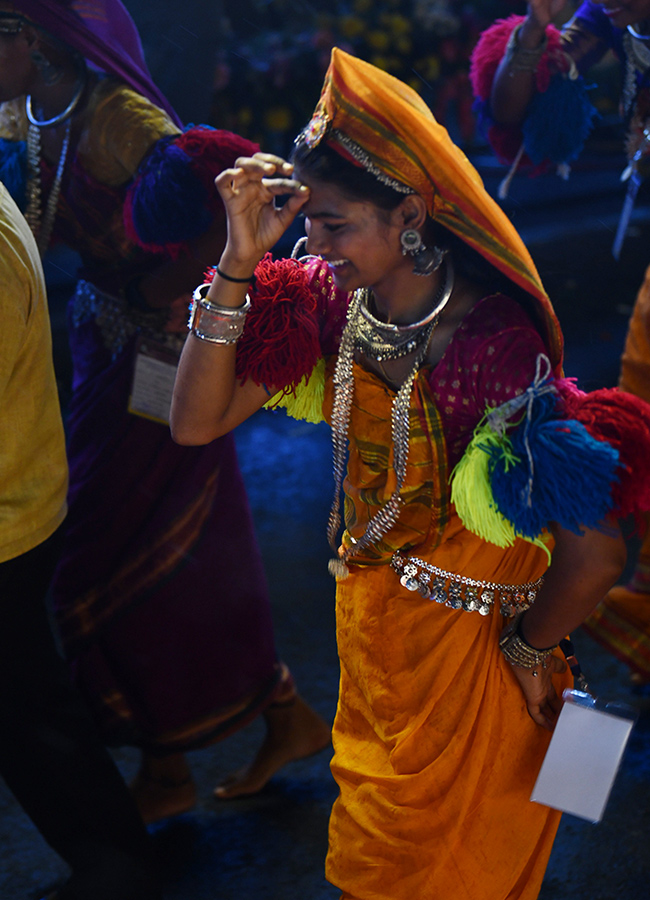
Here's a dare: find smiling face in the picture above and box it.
[594,0,650,29]
[296,172,413,298]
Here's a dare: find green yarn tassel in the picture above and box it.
[265,357,326,424]
[451,422,517,547]
[450,418,551,562]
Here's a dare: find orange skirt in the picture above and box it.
[326,515,572,900]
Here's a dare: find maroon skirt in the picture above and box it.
[52,287,284,754]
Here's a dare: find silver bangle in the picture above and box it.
[188,283,251,344]
[504,23,548,74]
[499,615,557,675]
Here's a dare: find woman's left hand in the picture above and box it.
[508,654,567,730]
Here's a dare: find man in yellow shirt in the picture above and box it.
[0,183,159,900]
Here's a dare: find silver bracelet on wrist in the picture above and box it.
[504,23,548,75]
[188,283,251,344]
[499,614,557,676]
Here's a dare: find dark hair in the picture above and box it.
[291,135,530,301]
[291,138,405,211]
[291,134,550,338]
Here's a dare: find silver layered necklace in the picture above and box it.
[327,258,455,577]
[354,257,452,360]
[24,73,85,255]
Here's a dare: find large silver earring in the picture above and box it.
[400,228,446,277]
[31,50,64,86]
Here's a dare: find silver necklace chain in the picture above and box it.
[23,73,87,253]
[623,30,650,114]
[327,264,455,578]
[25,119,71,256]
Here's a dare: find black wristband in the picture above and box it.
[216,264,257,289]
[516,615,556,654]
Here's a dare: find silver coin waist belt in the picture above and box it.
[390,553,544,617]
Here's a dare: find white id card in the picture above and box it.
[531,689,636,823]
[128,338,180,426]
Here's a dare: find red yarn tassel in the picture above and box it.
[207,255,323,394]
[557,382,650,520]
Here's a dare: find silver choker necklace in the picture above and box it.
[354,258,454,361]
[26,73,86,129]
[628,23,650,42]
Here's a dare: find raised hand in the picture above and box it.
[526,0,569,33]
[215,152,310,273]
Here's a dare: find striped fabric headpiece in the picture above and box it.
[297,48,563,371]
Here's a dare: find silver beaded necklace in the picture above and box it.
[623,28,650,114]
[24,75,85,255]
[327,259,455,578]
[25,119,71,256]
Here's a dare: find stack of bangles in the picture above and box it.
[499,614,558,677]
[188,264,255,344]
[504,23,548,74]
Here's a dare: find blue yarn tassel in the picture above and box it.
[128,137,212,246]
[489,392,619,539]
[0,139,27,211]
[523,74,599,166]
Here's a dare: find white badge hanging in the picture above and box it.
[128,337,180,426]
[531,688,637,823]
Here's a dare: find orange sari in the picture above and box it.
[323,363,571,900]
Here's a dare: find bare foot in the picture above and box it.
[214,695,331,799]
[130,752,197,824]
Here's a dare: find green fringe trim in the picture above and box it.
[450,417,551,563]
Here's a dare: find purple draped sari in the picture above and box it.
[53,305,285,752]
[14,0,182,126]
[9,0,291,753]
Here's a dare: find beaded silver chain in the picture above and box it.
[327,265,455,578]
[623,30,650,115]
[25,119,71,256]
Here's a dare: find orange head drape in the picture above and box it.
[297,47,563,372]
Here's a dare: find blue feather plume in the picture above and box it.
[488,391,618,539]
[523,74,599,166]
[128,137,212,246]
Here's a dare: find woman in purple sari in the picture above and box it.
[0,0,329,825]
